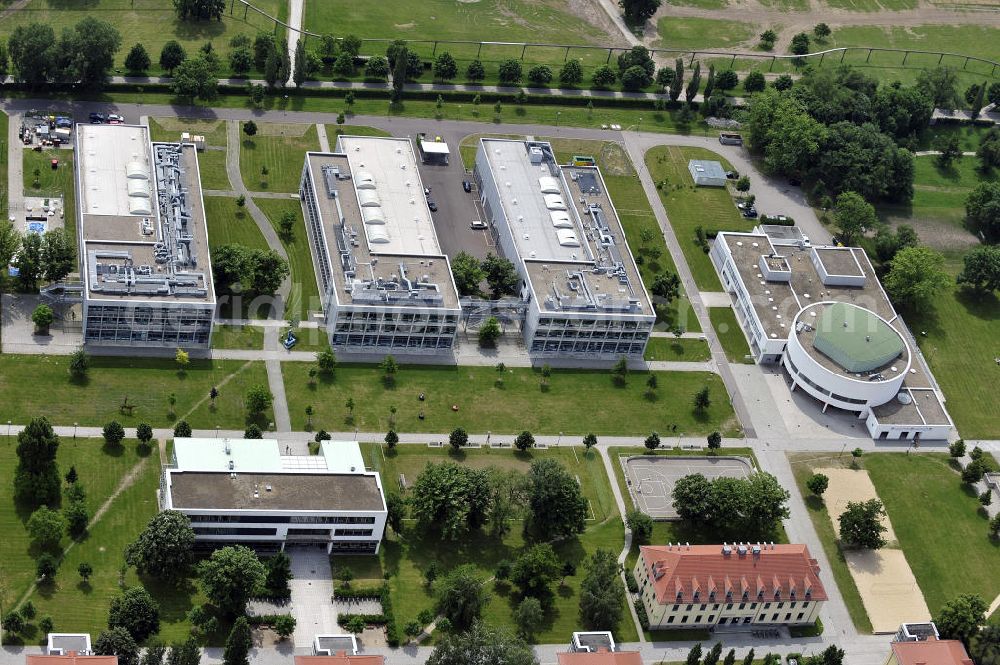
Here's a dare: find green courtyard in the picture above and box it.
[238,123,319,194]
[283,363,739,436]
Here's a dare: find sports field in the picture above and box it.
[623,455,753,519]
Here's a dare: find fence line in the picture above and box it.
[228,0,999,77]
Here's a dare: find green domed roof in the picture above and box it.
[813,303,904,373]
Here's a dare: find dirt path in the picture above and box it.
[14,456,151,609]
[176,359,254,424]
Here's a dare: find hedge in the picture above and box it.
[332,583,399,647]
[333,585,383,600]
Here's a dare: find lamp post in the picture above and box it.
[558,431,563,446]
[8,420,12,439]
[74,421,78,439]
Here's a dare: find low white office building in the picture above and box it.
[299,136,462,354]
[160,438,387,554]
[474,139,654,358]
[74,124,214,347]
[709,228,953,440]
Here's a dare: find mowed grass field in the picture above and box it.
[211,323,265,350]
[643,336,711,362]
[654,17,758,50]
[709,307,754,364]
[0,355,271,429]
[239,123,318,193]
[148,118,230,191]
[645,146,757,291]
[283,363,739,436]
[24,148,77,260]
[865,454,1000,615]
[0,0,286,77]
[355,443,636,644]
[254,197,321,320]
[204,195,269,250]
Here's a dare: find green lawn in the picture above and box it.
[654,17,758,50]
[0,112,8,220]
[148,117,231,191]
[283,364,740,436]
[204,195,270,250]
[788,453,874,633]
[0,0,287,78]
[0,355,271,429]
[709,307,754,364]
[644,337,711,362]
[211,324,265,350]
[239,123,318,193]
[830,25,1000,64]
[254,197,321,320]
[866,454,1000,615]
[328,124,392,140]
[358,444,637,644]
[645,146,757,291]
[24,148,77,261]
[824,0,916,10]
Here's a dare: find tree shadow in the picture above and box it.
[77,580,93,595]
[68,373,91,387]
[954,286,1000,322]
[102,442,125,457]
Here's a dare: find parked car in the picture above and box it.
[788,177,802,186]
[742,208,758,219]
[773,215,790,223]
[725,171,739,180]
[470,220,487,230]
[89,113,105,123]
[427,199,438,212]
[462,180,472,193]
[108,113,124,123]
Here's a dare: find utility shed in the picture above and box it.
[688,160,727,187]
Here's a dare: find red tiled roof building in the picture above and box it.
[633,543,828,630]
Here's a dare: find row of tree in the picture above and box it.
[672,472,790,539]
[0,223,75,292]
[450,252,521,299]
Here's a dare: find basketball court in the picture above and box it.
[622,455,754,520]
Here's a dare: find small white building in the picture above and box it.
[160,438,387,554]
[687,160,727,187]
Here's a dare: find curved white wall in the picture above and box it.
[783,307,910,413]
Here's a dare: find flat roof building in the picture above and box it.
[161,438,386,554]
[709,228,953,440]
[688,160,727,187]
[299,136,461,354]
[297,655,383,665]
[474,139,654,358]
[74,124,214,347]
[633,544,827,631]
[559,632,644,665]
[46,634,93,656]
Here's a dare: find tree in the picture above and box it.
[512,543,561,601]
[962,459,987,484]
[78,561,94,582]
[686,644,704,665]
[172,56,218,100]
[626,509,653,545]
[108,587,160,641]
[436,564,489,631]
[481,254,520,298]
[103,420,126,448]
[644,431,660,451]
[935,594,987,648]
[619,0,661,24]
[315,346,337,375]
[759,30,777,50]
[15,416,61,507]
[390,45,409,101]
[426,623,537,665]
[239,121,259,141]
[583,433,598,451]
[433,51,458,81]
[386,493,405,533]
[790,33,810,55]
[622,65,652,92]
[833,191,877,244]
[173,420,192,438]
[479,317,502,347]
[977,127,1000,170]
[716,70,738,91]
[814,23,831,40]
[916,67,960,108]
[65,500,89,539]
[449,427,469,451]
[378,428,398,450]
[694,386,711,411]
[685,61,701,103]
[0,219,19,280]
[498,58,522,85]
[222,617,252,665]
[514,597,544,640]
[15,229,43,290]
[673,473,713,522]
[40,228,75,282]
[273,614,295,640]
[380,354,399,384]
[56,17,122,86]
[592,65,617,88]
[450,251,485,296]
[244,384,273,415]
[957,246,1000,293]
[158,40,187,76]
[578,548,623,631]
[32,304,54,334]
[527,459,587,539]
[839,499,887,549]
[200,546,266,616]
[8,23,57,88]
[410,462,490,540]
[965,181,1000,243]
[744,70,766,93]
[935,133,963,168]
[291,37,306,87]
[94,628,139,665]
[36,553,58,582]
[707,431,722,450]
[885,246,951,312]
[486,468,529,537]
[950,439,967,457]
[125,43,151,75]
[125,510,195,582]
[363,55,388,80]
[465,59,486,82]
[515,431,535,451]
[528,64,553,87]
[2,610,24,635]
[971,625,1000,665]
[228,46,253,77]
[807,473,830,497]
[704,643,724,665]
[559,59,584,86]
[27,506,65,550]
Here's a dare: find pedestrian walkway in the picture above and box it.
[316,123,331,152]
[286,548,336,648]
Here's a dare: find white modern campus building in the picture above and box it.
[299,136,462,353]
[159,437,387,554]
[474,139,654,357]
[710,225,953,440]
[74,124,214,347]
[634,544,827,630]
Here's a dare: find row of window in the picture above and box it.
[332,334,454,348]
[85,328,210,344]
[338,311,459,323]
[188,515,376,525]
[191,527,374,538]
[530,340,645,355]
[664,612,806,625]
[533,329,649,340]
[333,324,456,335]
[537,317,652,330]
[670,601,807,611]
[300,183,333,294]
[786,356,868,406]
